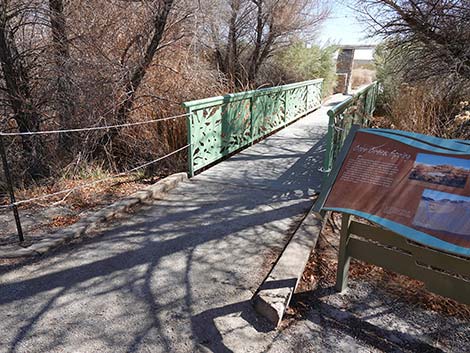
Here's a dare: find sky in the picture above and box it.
[317,1,378,60]
[415,153,470,170]
[423,189,470,203]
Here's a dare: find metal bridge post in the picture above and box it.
[0,135,24,242]
[322,111,336,182]
[249,96,254,146]
[284,89,288,125]
[185,107,194,178]
[305,84,309,112]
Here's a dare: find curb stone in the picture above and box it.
[252,207,324,327]
[0,172,188,259]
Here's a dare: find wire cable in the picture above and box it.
[0,113,189,137]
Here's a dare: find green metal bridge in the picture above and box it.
[183,79,380,180]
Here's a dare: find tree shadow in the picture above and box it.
[289,286,465,353]
[0,109,333,352]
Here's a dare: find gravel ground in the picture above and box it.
[277,213,470,353]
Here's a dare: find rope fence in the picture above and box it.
[0,111,191,242]
[0,112,189,136]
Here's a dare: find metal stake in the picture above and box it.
[0,135,24,242]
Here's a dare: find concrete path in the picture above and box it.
[0,96,346,353]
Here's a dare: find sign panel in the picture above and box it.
[317,129,470,257]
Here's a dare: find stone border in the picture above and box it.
[252,207,324,327]
[0,172,188,259]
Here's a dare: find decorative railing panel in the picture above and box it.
[183,79,323,176]
[252,90,286,140]
[322,82,380,178]
[286,85,308,122]
[308,83,323,111]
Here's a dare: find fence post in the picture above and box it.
[322,111,335,182]
[249,96,255,145]
[0,135,24,242]
[316,81,321,108]
[305,84,309,112]
[185,107,194,178]
[284,89,289,125]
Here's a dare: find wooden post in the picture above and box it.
[0,135,24,242]
[335,213,351,292]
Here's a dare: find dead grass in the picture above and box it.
[47,215,82,228]
[17,176,145,210]
[371,85,466,138]
[0,170,162,248]
[351,68,376,89]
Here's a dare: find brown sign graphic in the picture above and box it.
[323,131,470,250]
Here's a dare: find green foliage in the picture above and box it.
[274,42,337,96]
[373,42,414,113]
[373,43,398,113]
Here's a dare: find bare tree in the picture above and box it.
[360,0,470,138]
[359,0,470,84]
[203,0,330,87]
[49,0,75,151]
[0,0,48,178]
[117,0,175,125]
[94,0,177,157]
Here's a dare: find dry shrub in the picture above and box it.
[351,68,376,89]
[447,101,470,139]
[0,0,227,188]
[109,39,226,173]
[298,213,470,320]
[373,85,463,138]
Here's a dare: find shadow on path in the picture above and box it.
[0,106,337,353]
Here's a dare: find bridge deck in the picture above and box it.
[0,95,351,353]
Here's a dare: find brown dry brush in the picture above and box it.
[0,0,330,204]
[0,0,226,191]
[351,68,376,90]
[360,0,470,137]
[372,84,463,138]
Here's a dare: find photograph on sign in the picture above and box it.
[413,190,470,238]
[409,153,470,188]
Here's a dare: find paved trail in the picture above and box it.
[0,96,348,353]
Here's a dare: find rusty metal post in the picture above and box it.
[0,134,24,242]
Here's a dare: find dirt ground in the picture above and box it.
[280,212,470,352]
[0,176,158,248]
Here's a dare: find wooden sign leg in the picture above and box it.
[335,213,351,292]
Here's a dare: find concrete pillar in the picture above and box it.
[335,48,355,94]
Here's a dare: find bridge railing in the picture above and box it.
[183,79,324,176]
[322,81,380,177]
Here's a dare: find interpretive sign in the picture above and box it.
[315,128,470,257]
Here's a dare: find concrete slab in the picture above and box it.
[253,208,324,327]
